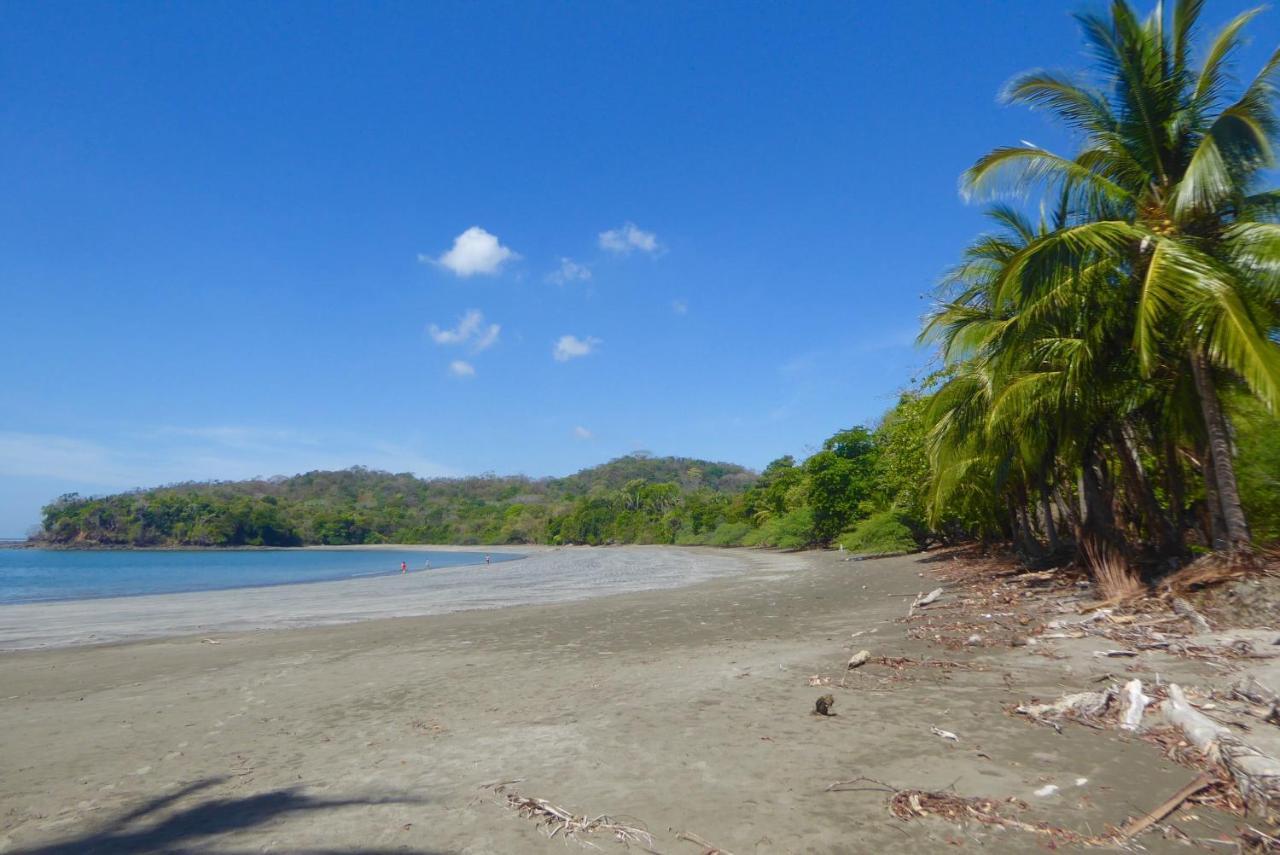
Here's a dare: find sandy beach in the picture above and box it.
[0,547,1267,853]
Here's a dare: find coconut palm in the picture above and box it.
[954,0,1280,553]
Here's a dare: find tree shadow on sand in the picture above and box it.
[15,777,449,855]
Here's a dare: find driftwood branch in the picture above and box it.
[907,587,944,617]
[1165,684,1280,811]
[676,830,736,855]
[1115,772,1216,840]
[1172,597,1212,633]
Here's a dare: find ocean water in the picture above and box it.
[0,548,520,605]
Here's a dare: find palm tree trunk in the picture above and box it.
[1163,439,1186,533]
[1200,445,1229,550]
[1055,481,1081,539]
[1115,423,1180,557]
[1189,348,1252,551]
[1040,484,1060,553]
[1079,442,1119,559]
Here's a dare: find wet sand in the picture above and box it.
[0,548,1233,853]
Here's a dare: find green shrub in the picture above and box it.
[707,521,753,547]
[837,511,917,555]
[674,530,710,546]
[746,508,814,550]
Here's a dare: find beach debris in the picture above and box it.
[908,587,945,616]
[1226,676,1280,726]
[1015,687,1116,730]
[828,773,1173,846]
[930,726,959,742]
[1164,683,1280,811]
[478,781,655,848]
[200,638,222,645]
[1172,597,1213,633]
[1229,675,1280,706]
[1114,772,1215,841]
[846,650,871,670]
[883,785,1092,842]
[966,633,982,645]
[1074,777,1088,786]
[1118,679,1150,731]
[1093,649,1138,657]
[676,830,736,855]
[813,694,836,716]
[838,649,872,687]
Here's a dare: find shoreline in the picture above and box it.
[0,545,779,651]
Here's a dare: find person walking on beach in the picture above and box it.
[484,554,491,566]
[401,560,407,575]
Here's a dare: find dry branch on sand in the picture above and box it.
[1172,597,1213,633]
[907,587,944,617]
[1164,684,1280,813]
[675,830,736,855]
[828,771,1248,847]
[478,781,656,849]
[1015,687,1118,731]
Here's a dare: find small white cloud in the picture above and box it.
[473,323,501,352]
[598,222,659,255]
[671,299,688,315]
[546,257,592,285]
[573,426,594,440]
[427,309,500,352]
[448,360,476,378]
[428,309,483,344]
[426,226,519,277]
[553,334,601,362]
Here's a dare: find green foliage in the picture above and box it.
[1234,398,1280,544]
[837,512,918,556]
[923,0,1280,559]
[705,521,753,547]
[871,391,932,528]
[38,456,753,548]
[744,507,815,550]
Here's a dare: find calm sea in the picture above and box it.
[0,549,520,605]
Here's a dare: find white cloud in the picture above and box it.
[671,299,688,315]
[425,226,519,277]
[428,309,483,344]
[427,309,500,352]
[553,334,601,362]
[573,426,594,440]
[546,257,592,285]
[473,323,501,351]
[598,222,660,255]
[448,360,476,378]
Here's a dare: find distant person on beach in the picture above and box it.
[401,561,407,574]
[485,554,491,565]
[424,560,430,571]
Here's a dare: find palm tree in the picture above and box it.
[958,0,1280,553]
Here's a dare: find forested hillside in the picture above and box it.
[34,410,939,551]
[36,455,757,547]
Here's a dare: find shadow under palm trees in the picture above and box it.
[15,777,447,855]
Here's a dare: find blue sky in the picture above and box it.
[2,1,1277,535]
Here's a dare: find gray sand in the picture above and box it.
[0,546,761,650]
[0,548,1238,853]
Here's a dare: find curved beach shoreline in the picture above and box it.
[0,545,773,651]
